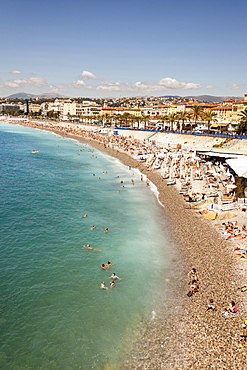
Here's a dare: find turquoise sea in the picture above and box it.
[0,122,173,369]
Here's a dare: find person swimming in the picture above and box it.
[100,281,108,289]
[110,280,115,288]
[101,264,108,270]
[105,261,113,268]
[81,214,88,218]
[83,245,102,251]
[90,225,97,230]
[110,273,121,280]
[103,228,109,233]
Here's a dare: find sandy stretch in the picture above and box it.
[6,121,247,369]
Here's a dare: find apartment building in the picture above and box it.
[102,107,142,117]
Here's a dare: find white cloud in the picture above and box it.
[125,78,201,93]
[96,85,121,92]
[230,84,240,89]
[96,81,121,92]
[28,77,46,87]
[101,81,121,86]
[126,81,160,93]
[0,77,46,88]
[49,85,64,94]
[71,74,202,94]
[206,85,214,89]
[73,80,93,89]
[158,77,201,90]
[10,70,21,74]
[81,71,99,80]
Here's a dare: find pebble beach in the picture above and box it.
[7,120,247,369]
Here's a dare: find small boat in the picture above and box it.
[31,150,39,153]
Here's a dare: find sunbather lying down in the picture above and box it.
[238,285,247,292]
[235,242,247,251]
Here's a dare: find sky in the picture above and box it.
[0,0,247,99]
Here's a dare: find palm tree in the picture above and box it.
[132,115,141,129]
[114,114,122,127]
[202,111,217,132]
[128,114,137,128]
[191,105,203,128]
[236,108,247,135]
[140,114,150,130]
[160,115,169,130]
[167,113,178,131]
[177,112,188,131]
[121,112,132,127]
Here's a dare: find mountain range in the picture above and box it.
[184,95,243,103]
[5,92,66,99]
[3,92,244,103]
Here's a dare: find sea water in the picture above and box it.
[0,123,173,369]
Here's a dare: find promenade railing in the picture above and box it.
[115,127,247,140]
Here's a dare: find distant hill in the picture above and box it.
[5,92,65,99]
[6,92,36,99]
[3,92,244,102]
[184,95,243,103]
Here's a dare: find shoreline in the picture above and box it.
[4,121,247,368]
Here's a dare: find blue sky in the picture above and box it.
[1,0,247,98]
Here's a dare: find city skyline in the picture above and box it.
[1,0,247,98]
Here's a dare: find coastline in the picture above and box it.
[5,121,247,368]
[65,131,247,369]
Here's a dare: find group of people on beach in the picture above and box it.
[220,221,247,240]
[187,267,240,314]
[187,268,199,296]
[187,267,247,347]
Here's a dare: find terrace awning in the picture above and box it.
[226,156,247,177]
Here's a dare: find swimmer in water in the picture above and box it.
[103,228,109,233]
[90,225,97,230]
[110,280,115,288]
[101,264,108,270]
[100,281,108,289]
[83,245,101,251]
[105,261,113,267]
[110,273,121,280]
[81,214,88,218]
